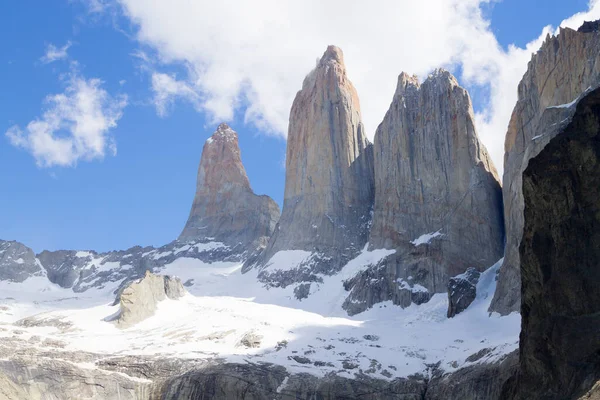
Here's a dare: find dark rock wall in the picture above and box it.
[504,87,600,399]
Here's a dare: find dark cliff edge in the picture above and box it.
[502,87,600,399]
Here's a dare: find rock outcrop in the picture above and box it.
[490,22,600,315]
[179,123,280,251]
[114,271,186,329]
[344,70,503,313]
[447,267,481,318]
[251,46,374,285]
[0,240,41,282]
[502,86,600,399]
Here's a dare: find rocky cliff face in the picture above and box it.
[490,23,600,315]
[251,46,374,285]
[502,86,600,399]
[179,123,280,251]
[343,70,503,313]
[0,240,42,282]
[114,271,186,328]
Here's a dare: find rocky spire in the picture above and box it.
[252,45,374,284]
[343,69,504,313]
[179,123,280,248]
[370,69,503,254]
[490,22,600,315]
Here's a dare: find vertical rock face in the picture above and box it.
[254,46,374,283]
[490,23,600,315]
[503,87,600,399]
[370,70,503,257]
[0,240,41,282]
[344,70,503,313]
[179,123,280,249]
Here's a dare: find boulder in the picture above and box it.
[114,271,186,329]
[447,268,480,318]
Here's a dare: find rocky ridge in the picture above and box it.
[0,240,42,282]
[490,23,600,315]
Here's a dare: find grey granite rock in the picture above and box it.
[250,45,375,286]
[447,268,481,318]
[490,23,600,315]
[0,240,41,283]
[113,271,186,329]
[179,123,280,250]
[345,70,503,314]
[158,362,426,400]
[426,351,518,400]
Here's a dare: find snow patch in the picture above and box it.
[411,230,443,246]
[264,250,314,272]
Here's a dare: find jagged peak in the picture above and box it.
[394,69,460,98]
[206,122,238,145]
[394,72,420,96]
[578,19,600,33]
[320,45,344,66]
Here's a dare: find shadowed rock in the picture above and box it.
[447,268,480,318]
[501,86,600,399]
[491,22,600,315]
[0,240,41,283]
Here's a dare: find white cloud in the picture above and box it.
[151,72,201,117]
[109,0,599,175]
[6,73,127,167]
[40,41,72,64]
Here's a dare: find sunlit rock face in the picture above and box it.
[343,70,504,314]
[114,271,186,329]
[252,45,375,285]
[179,123,280,250]
[490,22,600,315]
[502,86,600,400]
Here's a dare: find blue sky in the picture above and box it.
[0,0,594,253]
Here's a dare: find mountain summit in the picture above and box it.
[251,45,375,285]
[179,123,280,248]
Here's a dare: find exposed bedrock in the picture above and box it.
[179,123,280,250]
[501,86,600,399]
[344,70,503,313]
[250,45,375,284]
[490,22,600,315]
[0,240,42,283]
[113,271,186,329]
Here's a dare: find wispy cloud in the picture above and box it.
[151,72,201,117]
[6,70,127,167]
[40,41,72,64]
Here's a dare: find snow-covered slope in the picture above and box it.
[0,245,519,382]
